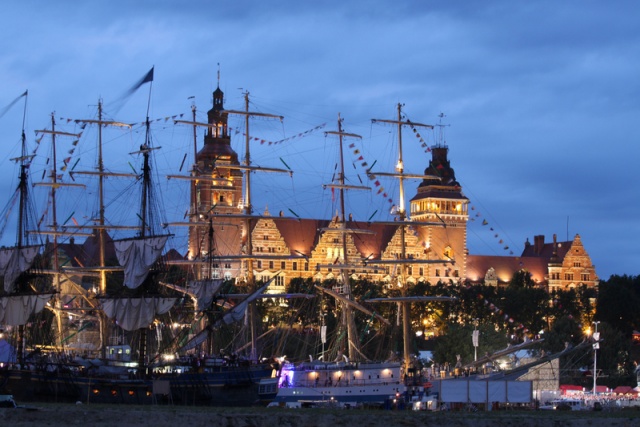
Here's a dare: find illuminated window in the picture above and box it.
[443,246,453,259]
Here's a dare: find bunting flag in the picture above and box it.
[474,289,531,335]
[58,113,185,127]
[254,122,326,145]
[470,204,515,255]
[406,119,432,154]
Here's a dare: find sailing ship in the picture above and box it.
[264,108,456,408]
[2,79,467,408]
[0,92,58,400]
[155,79,303,405]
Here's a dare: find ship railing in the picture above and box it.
[287,378,401,388]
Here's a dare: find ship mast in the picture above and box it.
[33,115,86,348]
[73,101,133,356]
[371,104,445,370]
[226,91,284,361]
[323,113,371,361]
[14,93,30,367]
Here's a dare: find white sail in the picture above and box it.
[114,235,169,289]
[179,277,275,352]
[188,278,224,311]
[101,297,176,331]
[0,246,39,293]
[220,280,271,325]
[0,294,54,325]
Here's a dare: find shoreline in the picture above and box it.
[3,403,640,427]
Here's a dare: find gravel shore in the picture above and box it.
[3,403,640,427]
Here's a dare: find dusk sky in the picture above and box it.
[1,1,638,280]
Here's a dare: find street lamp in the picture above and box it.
[472,319,479,362]
[592,321,600,396]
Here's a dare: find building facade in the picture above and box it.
[186,86,599,292]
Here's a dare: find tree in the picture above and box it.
[596,275,640,337]
[433,321,507,366]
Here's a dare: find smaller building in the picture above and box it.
[466,234,598,291]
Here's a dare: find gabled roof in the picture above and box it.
[521,242,572,260]
[273,218,329,256]
[271,218,400,260]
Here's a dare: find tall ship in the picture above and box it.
[262,107,456,408]
[0,72,472,407]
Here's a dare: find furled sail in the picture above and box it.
[114,235,169,289]
[180,278,275,352]
[101,296,176,331]
[188,278,224,311]
[219,280,271,325]
[0,294,54,325]
[0,246,39,293]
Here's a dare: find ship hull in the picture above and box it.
[0,365,273,406]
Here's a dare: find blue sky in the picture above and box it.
[0,1,638,280]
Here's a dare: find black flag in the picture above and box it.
[124,66,154,97]
[0,90,28,120]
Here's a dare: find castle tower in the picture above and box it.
[189,83,244,279]
[409,145,469,283]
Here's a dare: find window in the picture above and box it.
[453,270,459,277]
[564,273,574,281]
[281,261,286,270]
[407,267,413,276]
[419,267,424,276]
[268,247,275,253]
[435,269,440,277]
[573,261,581,267]
[263,235,269,240]
[581,273,590,281]
[443,246,453,260]
[292,262,297,271]
[219,195,225,203]
[269,261,274,270]
[257,260,262,269]
[274,276,284,287]
[224,263,231,269]
[304,262,309,271]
